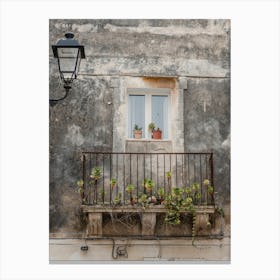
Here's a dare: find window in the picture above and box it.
[127,88,170,139]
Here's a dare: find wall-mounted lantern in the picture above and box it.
[50,32,85,103]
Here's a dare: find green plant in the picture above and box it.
[215,206,224,217]
[148,122,155,131]
[163,186,197,243]
[185,186,192,197]
[195,192,201,200]
[139,193,148,207]
[192,213,197,245]
[90,167,102,181]
[126,184,135,193]
[126,184,135,205]
[134,124,142,131]
[172,187,184,197]
[157,187,165,203]
[166,171,171,179]
[77,179,83,193]
[192,182,200,192]
[207,185,214,204]
[157,187,165,197]
[192,183,201,204]
[165,209,181,225]
[164,187,185,225]
[203,179,210,186]
[77,179,83,188]
[144,179,155,195]
[166,171,172,193]
[114,192,122,206]
[208,185,214,195]
[183,197,194,211]
[110,178,117,188]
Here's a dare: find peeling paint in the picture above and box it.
[65,124,84,146]
[104,20,230,36]
[222,134,230,149]
[142,77,176,88]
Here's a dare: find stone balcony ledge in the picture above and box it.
[81,205,215,237]
[81,204,215,213]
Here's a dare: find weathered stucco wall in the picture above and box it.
[49,19,230,234]
[184,78,230,204]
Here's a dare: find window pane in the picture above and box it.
[152,95,168,139]
[128,95,145,138]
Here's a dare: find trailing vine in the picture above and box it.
[191,213,196,245]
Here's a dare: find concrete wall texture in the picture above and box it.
[49,19,230,261]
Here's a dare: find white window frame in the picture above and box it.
[127,88,171,140]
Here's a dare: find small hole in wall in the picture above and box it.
[81,245,88,251]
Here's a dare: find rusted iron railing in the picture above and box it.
[81,152,214,206]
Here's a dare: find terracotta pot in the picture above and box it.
[134,130,142,139]
[153,130,162,139]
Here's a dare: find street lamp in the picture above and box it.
[50,32,85,103]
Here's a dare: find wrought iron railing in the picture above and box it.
[81,152,214,206]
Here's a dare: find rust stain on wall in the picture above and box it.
[142,77,176,89]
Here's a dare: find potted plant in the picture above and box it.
[110,178,117,189]
[153,128,162,139]
[125,184,135,205]
[133,124,142,139]
[139,193,148,208]
[143,179,155,196]
[148,122,155,138]
[157,187,165,204]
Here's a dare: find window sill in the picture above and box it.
[126,138,171,142]
[125,139,173,152]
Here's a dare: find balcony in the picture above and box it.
[80,152,217,238]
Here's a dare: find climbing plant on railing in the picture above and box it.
[77,179,84,203]
[89,167,102,204]
[126,184,136,205]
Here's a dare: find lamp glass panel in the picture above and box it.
[57,47,79,80]
[57,48,78,71]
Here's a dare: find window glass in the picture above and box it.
[128,95,145,138]
[152,95,168,139]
